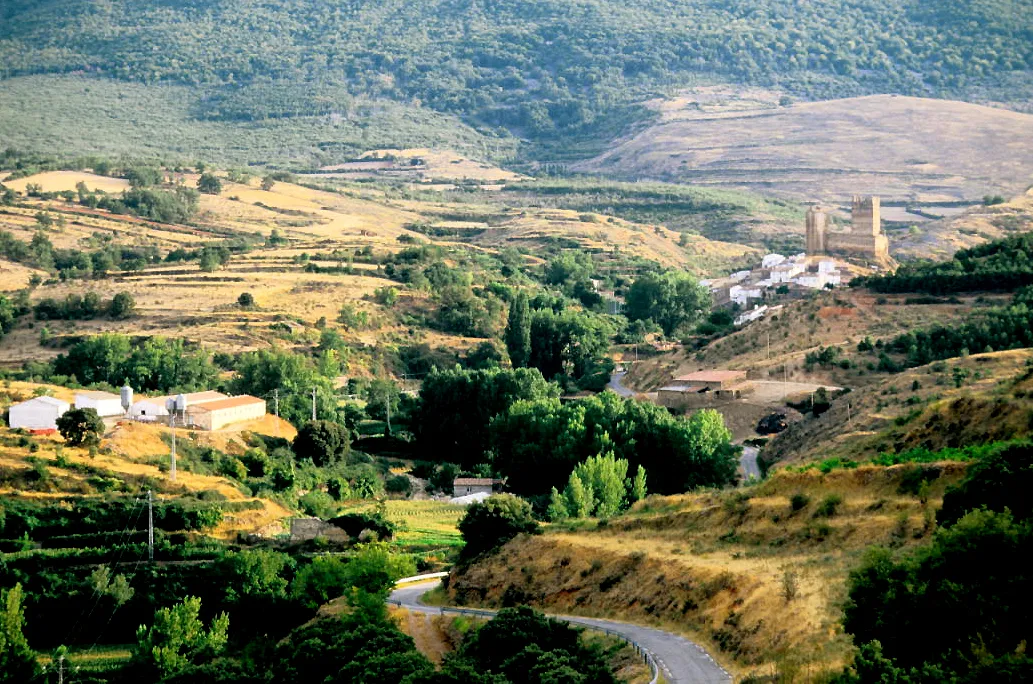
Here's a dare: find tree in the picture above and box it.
[109,291,136,318]
[56,408,104,447]
[0,584,39,683]
[415,367,559,469]
[199,245,230,272]
[569,451,628,517]
[260,176,275,191]
[292,420,350,466]
[547,487,568,522]
[237,292,255,308]
[491,393,736,496]
[841,509,1032,680]
[197,173,223,195]
[939,443,1033,527]
[458,494,539,560]
[134,597,229,677]
[625,271,710,336]
[504,292,532,368]
[631,465,647,503]
[563,473,593,519]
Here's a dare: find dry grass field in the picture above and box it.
[890,186,1033,260]
[0,168,753,368]
[575,88,1033,208]
[764,349,1033,465]
[0,382,295,538]
[624,288,993,393]
[450,464,968,680]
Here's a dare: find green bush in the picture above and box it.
[814,494,843,518]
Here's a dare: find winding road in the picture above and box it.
[740,445,761,482]
[607,371,636,397]
[389,580,731,684]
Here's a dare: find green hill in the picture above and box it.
[2,0,1031,165]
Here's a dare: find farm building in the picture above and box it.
[8,396,70,430]
[185,395,266,431]
[657,370,754,409]
[453,478,495,497]
[129,391,228,422]
[75,390,124,417]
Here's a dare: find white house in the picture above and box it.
[770,263,805,283]
[75,390,124,417]
[730,270,751,283]
[735,306,769,327]
[761,254,786,269]
[9,396,70,430]
[818,259,837,274]
[730,285,764,307]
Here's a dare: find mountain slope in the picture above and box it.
[2,0,1032,162]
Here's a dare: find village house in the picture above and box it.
[657,370,754,410]
[452,478,496,497]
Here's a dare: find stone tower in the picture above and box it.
[852,196,881,236]
[806,206,827,254]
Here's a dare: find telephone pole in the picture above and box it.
[169,414,177,482]
[57,653,65,684]
[311,387,317,422]
[273,389,279,419]
[147,490,154,563]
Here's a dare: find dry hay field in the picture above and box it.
[890,186,1033,260]
[575,88,1033,207]
[0,169,740,365]
[449,464,968,680]
[313,147,528,185]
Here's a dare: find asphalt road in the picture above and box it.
[740,445,762,481]
[389,581,731,684]
[607,371,636,397]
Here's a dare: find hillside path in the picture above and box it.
[389,581,731,684]
[741,445,761,481]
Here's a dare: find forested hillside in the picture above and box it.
[2,0,1031,158]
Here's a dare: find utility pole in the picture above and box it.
[169,413,177,482]
[847,402,852,423]
[147,490,154,563]
[311,387,317,422]
[783,363,788,400]
[767,331,770,360]
[385,394,392,435]
[273,389,279,419]
[57,653,64,684]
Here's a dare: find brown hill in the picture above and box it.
[575,91,1033,213]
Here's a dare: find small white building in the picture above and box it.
[8,396,70,430]
[770,262,806,283]
[75,390,124,417]
[730,270,751,283]
[761,254,786,269]
[730,285,765,307]
[818,259,837,274]
[735,306,769,327]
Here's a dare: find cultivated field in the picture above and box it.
[575,88,1033,208]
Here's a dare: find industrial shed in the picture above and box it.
[185,395,266,431]
[8,396,70,430]
[75,390,124,417]
[129,391,228,421]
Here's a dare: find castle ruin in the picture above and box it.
[806,196,889,261]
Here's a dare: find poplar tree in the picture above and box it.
[504,292,531,368]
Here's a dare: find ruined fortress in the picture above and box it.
[806,196,889,261]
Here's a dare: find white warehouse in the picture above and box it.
[8,396,70,430]
[75,390,124,417]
